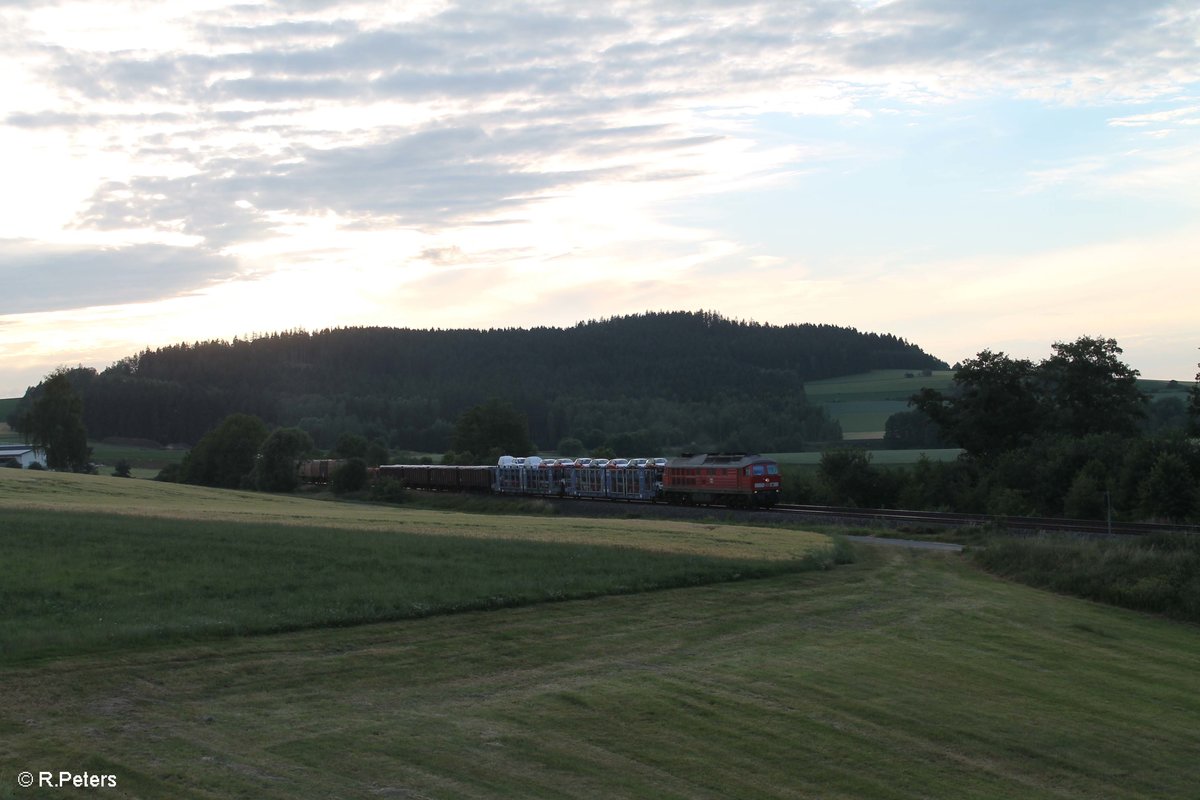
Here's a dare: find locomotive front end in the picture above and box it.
[746,458,782,507]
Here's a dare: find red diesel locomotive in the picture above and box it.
[661,453,781,507]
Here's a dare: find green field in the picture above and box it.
[2,471,1199,798]
[769,448,963,467]
[0,507,840,665]
[804,369,956,401]
[804,369,956,439]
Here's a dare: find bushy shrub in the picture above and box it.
[370,477,406,504]
[1139,452,1197,521]
[331,457,368,495]
[155,463,181,482]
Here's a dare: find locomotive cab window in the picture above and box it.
[752,464,766,475]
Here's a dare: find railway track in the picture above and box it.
[772,503,1200,537]
[519,496,1197,539]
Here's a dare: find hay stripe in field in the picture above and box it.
[0,469,830,561]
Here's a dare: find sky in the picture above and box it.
[2,0,1198,398]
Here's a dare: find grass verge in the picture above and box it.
[972,532,1200,623]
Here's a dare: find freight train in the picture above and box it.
[301,453,782,508]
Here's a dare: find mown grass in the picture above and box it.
[0,507,845,665]
[973,533,1200,624]
[4,468,1200,798]
[3,547,1199,799]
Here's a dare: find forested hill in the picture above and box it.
[13,312,946,454]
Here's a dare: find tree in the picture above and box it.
[16,368,91,471]
[181,413,268,489]
[1039,337,1146,437]
[556,437,585,457]
[914,338,1148,460]
[883,409,947,449]
[911,350,1042,460]
[331,457,368,494]
[818,449,894,507]
[1062,461,1108,520]
[257,427,314,492]
[452,399,533,461]
[366,440,390,467]
[1143,396,1189,435]
[334,433,368,459]
[1189,358,1200,437]
[1139,452,1196,522]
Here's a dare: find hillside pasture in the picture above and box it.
[769,448,963,467]
[88,439,186,477]
[804,369,955,440]
[803,368,956,401]
[818,399,908,439]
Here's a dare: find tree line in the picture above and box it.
[803,338,1200,523]
[8,312,946,455]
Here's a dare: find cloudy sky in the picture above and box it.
[2,0,1198,397]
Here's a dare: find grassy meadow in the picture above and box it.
[0,506,840,665]
[804,369,956,439]
[3,469,1200,798]
[0,469,839,666]
[768,448,963,467]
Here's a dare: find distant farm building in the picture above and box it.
[0,444,47,469]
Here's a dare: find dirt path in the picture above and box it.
[845,534,964,552]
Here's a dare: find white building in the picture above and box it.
[0,444,47,469]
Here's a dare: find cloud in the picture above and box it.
[1108,103,1200,130]
[0,240,239,313]
[839,0,1198,98]
[30,1,1198,114]
[2,0,1199,391]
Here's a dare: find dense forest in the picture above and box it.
[8,311,946,454]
